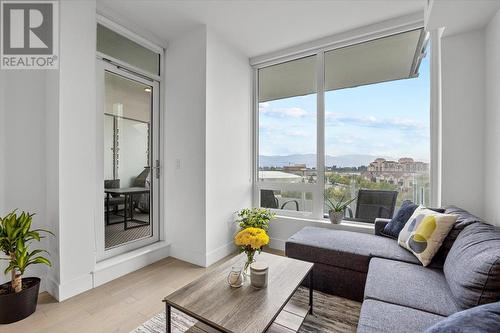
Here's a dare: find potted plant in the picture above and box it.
[325,193,356,224]
[235,208,274,231]
[0,210,52,324]
[234,208,275,275]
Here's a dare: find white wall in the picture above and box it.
[0,71,50,285]
[0,0,97,300]
[205,29,252,266]
[165,26,208,266]
[484,10,500,226]
[45,70,60,293]
[164,26,253,267]
[440,29,485,217]
[0,70,5,219]
[55,0,97,300]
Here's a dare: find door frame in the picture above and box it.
[95,59,161,261]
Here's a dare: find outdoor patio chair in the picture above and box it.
[345,189,398,223]
[260,189,300,211]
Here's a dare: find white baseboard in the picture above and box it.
[170,243,207,267]
[58,273,93,301]
[206,242,237,267]
[93,241,171,288]
[269,237,286,252]
[44,274,61,300]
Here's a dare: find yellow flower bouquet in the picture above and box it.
[234,227,270,275]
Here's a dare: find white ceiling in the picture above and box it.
[97,0,425,57]
[427,0,500,37]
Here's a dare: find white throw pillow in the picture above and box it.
[398,206,458,266]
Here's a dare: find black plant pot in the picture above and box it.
[0,277,40,324]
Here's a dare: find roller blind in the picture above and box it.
[325,29,423,91]
[258,29,424,102]
[97,24,160,76]
[258,55,316,103]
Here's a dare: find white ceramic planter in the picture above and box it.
[329,211,344,224]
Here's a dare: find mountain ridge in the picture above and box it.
[259,154,384,168]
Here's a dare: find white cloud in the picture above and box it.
[258,102,270,112]
[261,107,308,118]
[325,112,427,131]
[285,129,310,137]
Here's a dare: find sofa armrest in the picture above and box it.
[374,218,391,236]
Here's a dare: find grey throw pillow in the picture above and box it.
[444,223,500,309]
[425,301,500,333]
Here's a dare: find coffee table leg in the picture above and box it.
[309,269,313,315]
[166,303,171,333]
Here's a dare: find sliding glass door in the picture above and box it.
[96,60,160,260]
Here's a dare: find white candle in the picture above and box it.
[229,272,241,285]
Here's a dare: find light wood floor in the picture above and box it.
[2,250,285,333]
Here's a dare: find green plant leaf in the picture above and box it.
[25,231,40,242]
[32,229,55,237]
[28,249,49,257]
[27,256,51,267]
[0,210,53,278]
[4,262,15,275]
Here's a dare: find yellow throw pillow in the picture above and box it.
[398,206,458,266]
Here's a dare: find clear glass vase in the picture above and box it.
[243,250,256,277]
[227,265,244,288]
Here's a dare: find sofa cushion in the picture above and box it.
[364,258,462,316]
[435,206,482,261]
[285,227,425,273]
[444,222,500,309]
[357,299,445,333]
[424,301,500,333]
[382,200,418,239]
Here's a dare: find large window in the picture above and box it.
[258,56,317,213]
[256,28,430,221]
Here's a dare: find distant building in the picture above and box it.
[398,158,428,173]
[283,164,307,173]
[367,158,428,173]
[259,163,316,183]
[258,171,302,183]
[364,157,429,190]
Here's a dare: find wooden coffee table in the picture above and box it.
[163,252,314,333]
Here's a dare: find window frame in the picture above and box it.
[252,22,432,220]
[96,15,163,82]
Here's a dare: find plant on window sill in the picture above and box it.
[325,192,356,224]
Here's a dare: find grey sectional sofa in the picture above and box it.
[285,206,500,332]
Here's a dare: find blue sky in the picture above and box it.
[259,55,430,163]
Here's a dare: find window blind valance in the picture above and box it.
[258,29,425,103]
